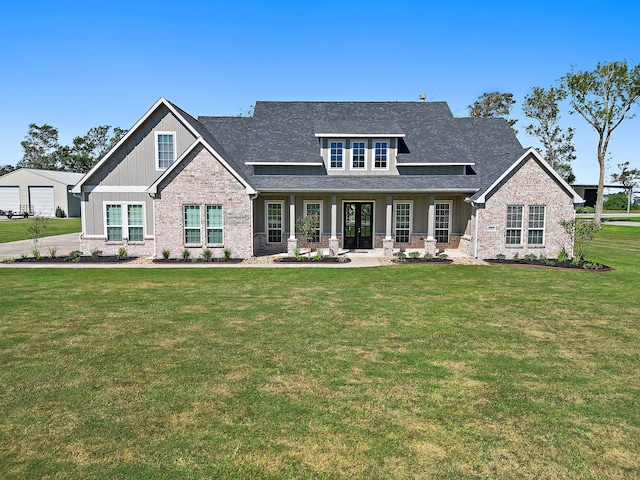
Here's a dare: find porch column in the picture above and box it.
[287,195,297,256]
[329,195,339,257]
[425,195,437,255]
[383,195,394,257]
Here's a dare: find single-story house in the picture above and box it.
[0,168,84,217]
[72,97,583,259]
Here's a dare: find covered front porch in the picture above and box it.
[252,192,474,257]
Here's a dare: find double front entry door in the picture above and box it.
[343,202,373,249]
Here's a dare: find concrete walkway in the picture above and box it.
[0,233,81,261]
[0,235,385,268]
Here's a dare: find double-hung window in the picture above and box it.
[394,202,411,244]
[127,205,144,241]
[156,132,176,170]
[184,205,201,244]
[206,205,223,244]
[267,202,283,243]
[528,205,545,245]
[106,204,123,242]
[105,203,144,242]
[351,141,366,169]
[506,205,523,245]
[329,140,344,169]
[304,201,322,243]
[435,202,451,243]
[374,141,388,169]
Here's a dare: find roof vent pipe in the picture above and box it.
[419,93,426,102]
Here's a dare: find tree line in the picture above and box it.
[1,124,127,176]
[467,60,640,224]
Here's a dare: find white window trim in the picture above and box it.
[303,200,323,243]
[434,200,452,244]
[505,204,524,246]
[527,205,546,246]
[155,131,177,171]
[328,139,346,171]
[103,201,146,243]
[372,139,390,171]
[266,201,284,244]
[206,204,224,246]
[393,200,413,244]
[350,139,367,170]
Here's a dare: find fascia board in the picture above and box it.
[475,147,584,204]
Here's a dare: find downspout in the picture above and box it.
[148,193,157,259]
[473,202,479,260]
[250,192,259,257]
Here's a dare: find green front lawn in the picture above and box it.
[1,226,639,478]
[0,217,81,243]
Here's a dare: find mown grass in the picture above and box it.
[0,226,639,478]
[0,218,81,243]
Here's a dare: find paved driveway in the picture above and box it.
[0,233,81,260]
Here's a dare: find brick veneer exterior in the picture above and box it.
[154,145,253,259]
[472,156,575,260]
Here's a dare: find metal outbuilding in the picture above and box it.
[0,169,84,217]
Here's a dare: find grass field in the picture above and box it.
[1,226,639,478]
[0,218,81,243]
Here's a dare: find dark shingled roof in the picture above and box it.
[197,101,525,195]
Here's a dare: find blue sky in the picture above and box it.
[1,0,639,183]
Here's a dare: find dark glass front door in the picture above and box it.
[343,202,373,249]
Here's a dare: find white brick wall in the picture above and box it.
[474,156,575,259]
[154,145,253,259]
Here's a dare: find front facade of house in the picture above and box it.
[72,98,582,259]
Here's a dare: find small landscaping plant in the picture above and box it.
[313,249,323,261]
[557,248,569,263]
[181,249,191,262]
[47,246,58,259]
[496,253,506,260]
[31,248,43,260]
[162,249,171,260]
[393,251,407,262]
[423,252,433,260]
[202,248,212,262]
[409,251,421,260]
[117,247,128,260]
[338,254,348,263]
[67,250,82,263]
[293,245,303,261]
[437,253,448,260]
[90,249,102,259]
[524,253,537,262]
[223,248,232,261]
[55,206,66,218]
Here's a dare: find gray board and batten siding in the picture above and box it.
[83,105,196,236]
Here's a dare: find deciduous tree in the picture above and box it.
[561,61,640,225]
[523,86,576,183]
[468,92,517,131]
[18,124,61,170]
[610,161,640,213]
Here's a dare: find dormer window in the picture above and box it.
[374,140,388,170]
[351,140,366,169]
[156,131,176,170]
[329,140,344,169]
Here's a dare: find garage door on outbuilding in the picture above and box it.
[0,169,84,218]
[0,186,20,212]
[29,186,55,217]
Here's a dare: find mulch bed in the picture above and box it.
[484,258,612,271]
[276,256,351,263]
[391,258,454,264]
[10,256,134,263]
[152,258,243,264]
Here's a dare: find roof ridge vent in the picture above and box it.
[419,93,426,102]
